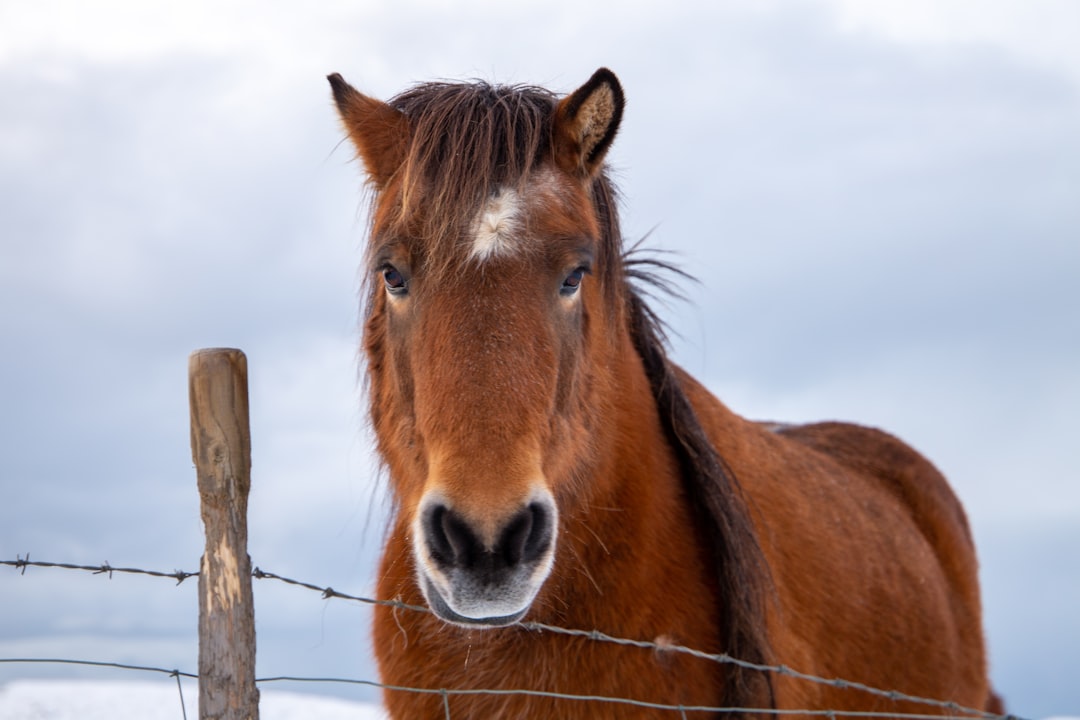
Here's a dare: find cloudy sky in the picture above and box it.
[1,0,1077,716]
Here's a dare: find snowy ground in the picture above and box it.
[1,679,1075,719]
[0,679,386,720]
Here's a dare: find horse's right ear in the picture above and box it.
[553,68,625,178]
[328,73,408,188]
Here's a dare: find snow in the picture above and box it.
[1,679,1075,719]
[0,679,386,720]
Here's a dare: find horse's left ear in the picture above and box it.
[553,68,625,178]
[328,73,409,188]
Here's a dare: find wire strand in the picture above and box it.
[2,557,1027,720]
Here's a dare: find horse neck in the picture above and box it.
[544,318,721,637]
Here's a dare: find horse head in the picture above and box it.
[331,69,625,627]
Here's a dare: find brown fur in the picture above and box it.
[330,68,1000,718]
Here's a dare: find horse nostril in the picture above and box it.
[425,504,480,567]
[500,502,553,566]
[424,500,554,571]
[500,507,533,566]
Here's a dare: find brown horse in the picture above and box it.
[329,68,1000,718]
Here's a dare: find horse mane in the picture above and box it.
[589,95,775,709]
[368,79,774,710]
[625,255,776,710]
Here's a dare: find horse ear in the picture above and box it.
[553,68,625,177]
[328,73,408,188]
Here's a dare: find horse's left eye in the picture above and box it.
[382,266,408,295]
[561,268,586,296]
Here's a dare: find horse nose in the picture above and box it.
[423,500,555,572]
[501,502,553,566]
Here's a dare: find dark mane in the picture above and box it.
[625,260,776,710]
[381,81,558,270]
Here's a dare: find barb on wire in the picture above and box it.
[173,669,190,720]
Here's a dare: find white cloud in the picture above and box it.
[828,0,1080,81]
[1,1,1077,717]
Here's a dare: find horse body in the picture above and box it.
[329,68,995,718]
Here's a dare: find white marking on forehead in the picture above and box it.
[470,188,522,261]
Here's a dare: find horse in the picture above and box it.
[328,67,1000,719]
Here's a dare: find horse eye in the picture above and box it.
[382,266,408,295]
[561,267,586,296]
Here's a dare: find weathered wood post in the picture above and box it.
[189,348,260,720]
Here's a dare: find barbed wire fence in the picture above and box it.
[0,350,1029,720]
[1,556,1026,720]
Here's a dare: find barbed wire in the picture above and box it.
[0,658,1008,720]
[2,555,196,584]
[269,674,1003,720]
[0,658,193,720]
[2,556,1027,720]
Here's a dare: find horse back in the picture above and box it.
[767,420,993,709]
[774,421,975,559]
[676,368,993,710]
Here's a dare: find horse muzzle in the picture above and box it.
[412,490,558,627]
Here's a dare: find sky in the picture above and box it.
[1,0,1077,717]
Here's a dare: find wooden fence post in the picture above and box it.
[189,348,260,720]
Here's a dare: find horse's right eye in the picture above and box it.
[383,266,408,295]
[560,267,587,297]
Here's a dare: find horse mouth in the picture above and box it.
[421,576,530,628]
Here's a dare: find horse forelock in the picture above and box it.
[371,82,555,271]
